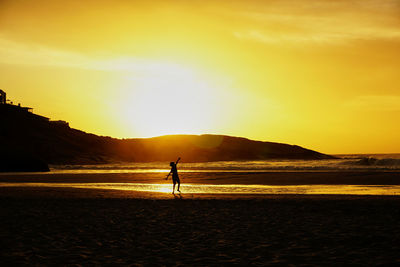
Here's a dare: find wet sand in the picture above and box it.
[1,184,400,265]
[1,170,400,185]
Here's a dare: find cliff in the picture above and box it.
[0,104,335,166]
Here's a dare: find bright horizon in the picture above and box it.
[1,0,399,154]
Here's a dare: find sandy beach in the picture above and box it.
[1,171,400,266]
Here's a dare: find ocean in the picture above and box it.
[1,154,399,195]
[49,154,400,174]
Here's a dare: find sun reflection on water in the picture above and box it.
[1,183,400,195]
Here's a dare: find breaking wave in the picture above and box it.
[350,157,400,167]
[48,155,400,173]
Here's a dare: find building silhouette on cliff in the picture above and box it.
[0,89,69,126]
[0,89,6,104]
[0,89,33,112]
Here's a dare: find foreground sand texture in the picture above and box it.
[1,188,399,265]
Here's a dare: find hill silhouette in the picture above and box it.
[0,104,335,166]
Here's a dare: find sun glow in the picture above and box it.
[2,0,400,153]
[116,62,219,137]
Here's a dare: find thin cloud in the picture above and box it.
[230,0,400,45]
[0,37,183,74]
[0,37,91,69]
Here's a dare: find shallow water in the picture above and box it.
[1,182,400,195]
[46,154,400,174]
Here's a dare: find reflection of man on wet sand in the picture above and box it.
[166,157,181,194]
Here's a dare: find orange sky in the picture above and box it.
[0,0,399,154]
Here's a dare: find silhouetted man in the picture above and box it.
[166,157,181,194]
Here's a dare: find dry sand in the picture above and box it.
[1,184,400,266]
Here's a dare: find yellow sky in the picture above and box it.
[1,0,399,154]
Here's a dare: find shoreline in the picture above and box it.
[1,186,400,200]
[1,170,400,185]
